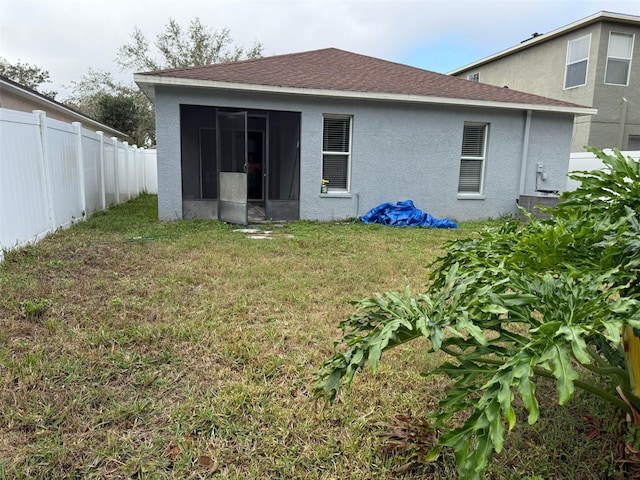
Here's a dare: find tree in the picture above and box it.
[65,69,153,146]
[67,18,262,146]
[95,95,139,142]
[116,17,263,72]
[314,148,640,479]
[0,57,57,98]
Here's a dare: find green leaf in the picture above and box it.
[367,341,382,374]
[457,317,488,346]
[557,325,591,364]
[484,399,505,452]
[480,304,509,315]
[543,344,578,405]
[517,374,539,424]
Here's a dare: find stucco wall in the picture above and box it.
[1,88,82,124]
[454,20,640,151]
[455,24,600,107]
[591,21,640,149]
[154,86,574,222]
[526,112,574,193]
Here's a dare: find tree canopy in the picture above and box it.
[116,17,263,72]
[66,18,263,146]
[0,57,57,98]
[65,69,153,146]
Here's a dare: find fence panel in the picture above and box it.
[0,109,50,253]
[117,143,128,203]
[567,150,640,190]
[0,107,158,261]
[46,119,84,229]
[103,137,117,207]
[145,149,158,193]
[135,147,144,194]
[82,129,103,215]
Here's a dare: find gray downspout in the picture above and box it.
[518,110,532,196]
[616,97,628,149]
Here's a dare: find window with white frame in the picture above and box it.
[467,72,480,82]
[564,35,591,89]
[605,32,634,85]
[458,123,488,194]
[322,115,352,192]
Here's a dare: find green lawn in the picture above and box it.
[0,194,626,479]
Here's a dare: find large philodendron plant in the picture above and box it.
[314,148,640,479]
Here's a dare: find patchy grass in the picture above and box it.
[0,194,626,479]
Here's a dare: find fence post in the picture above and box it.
[72,122,87,220]
[33,110,56,232]
[111,137,119,204]
[96,131,106,210]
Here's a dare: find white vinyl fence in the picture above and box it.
[567,149,640,191]
[0,108,157,261]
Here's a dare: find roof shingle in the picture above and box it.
[138,48,588,109]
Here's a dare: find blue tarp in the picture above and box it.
[360,200,457,229]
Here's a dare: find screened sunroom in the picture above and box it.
[180,105,300,223]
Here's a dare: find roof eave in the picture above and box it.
[1,78,129,139]
[134,74,597,116]
[448,11,640,75]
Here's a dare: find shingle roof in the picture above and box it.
[136,48,590,111]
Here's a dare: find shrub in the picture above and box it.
[314,148,640,479]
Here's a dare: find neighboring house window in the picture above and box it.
[458,123,488,194]
[605,32,634,85]
[564,35,591,89]
[322,115,352,192]
[467,72,480,82]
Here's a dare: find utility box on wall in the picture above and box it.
[518,194,561,219]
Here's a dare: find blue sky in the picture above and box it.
[1,0,640,99]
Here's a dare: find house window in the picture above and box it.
[322,115,352,192]
[605,32,634,85]
[458,123,488,194]
[467,72,480,82]
[628,135,640,151]
[564,35,590,89]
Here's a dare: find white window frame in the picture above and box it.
[564,34,591,90]
[467,72,480,83]
[604,32,634,86]
[458,122,488,196]
[321,114,352,194]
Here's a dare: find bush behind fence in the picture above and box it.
[0,108,157,261]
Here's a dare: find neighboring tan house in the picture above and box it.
[449,11,640,152]
[135,48,594,224]
[0,75,128,140]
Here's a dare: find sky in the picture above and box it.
[2,0,640,100]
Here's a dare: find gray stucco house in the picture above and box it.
[134,48,594,224]
[450,11,640,152]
